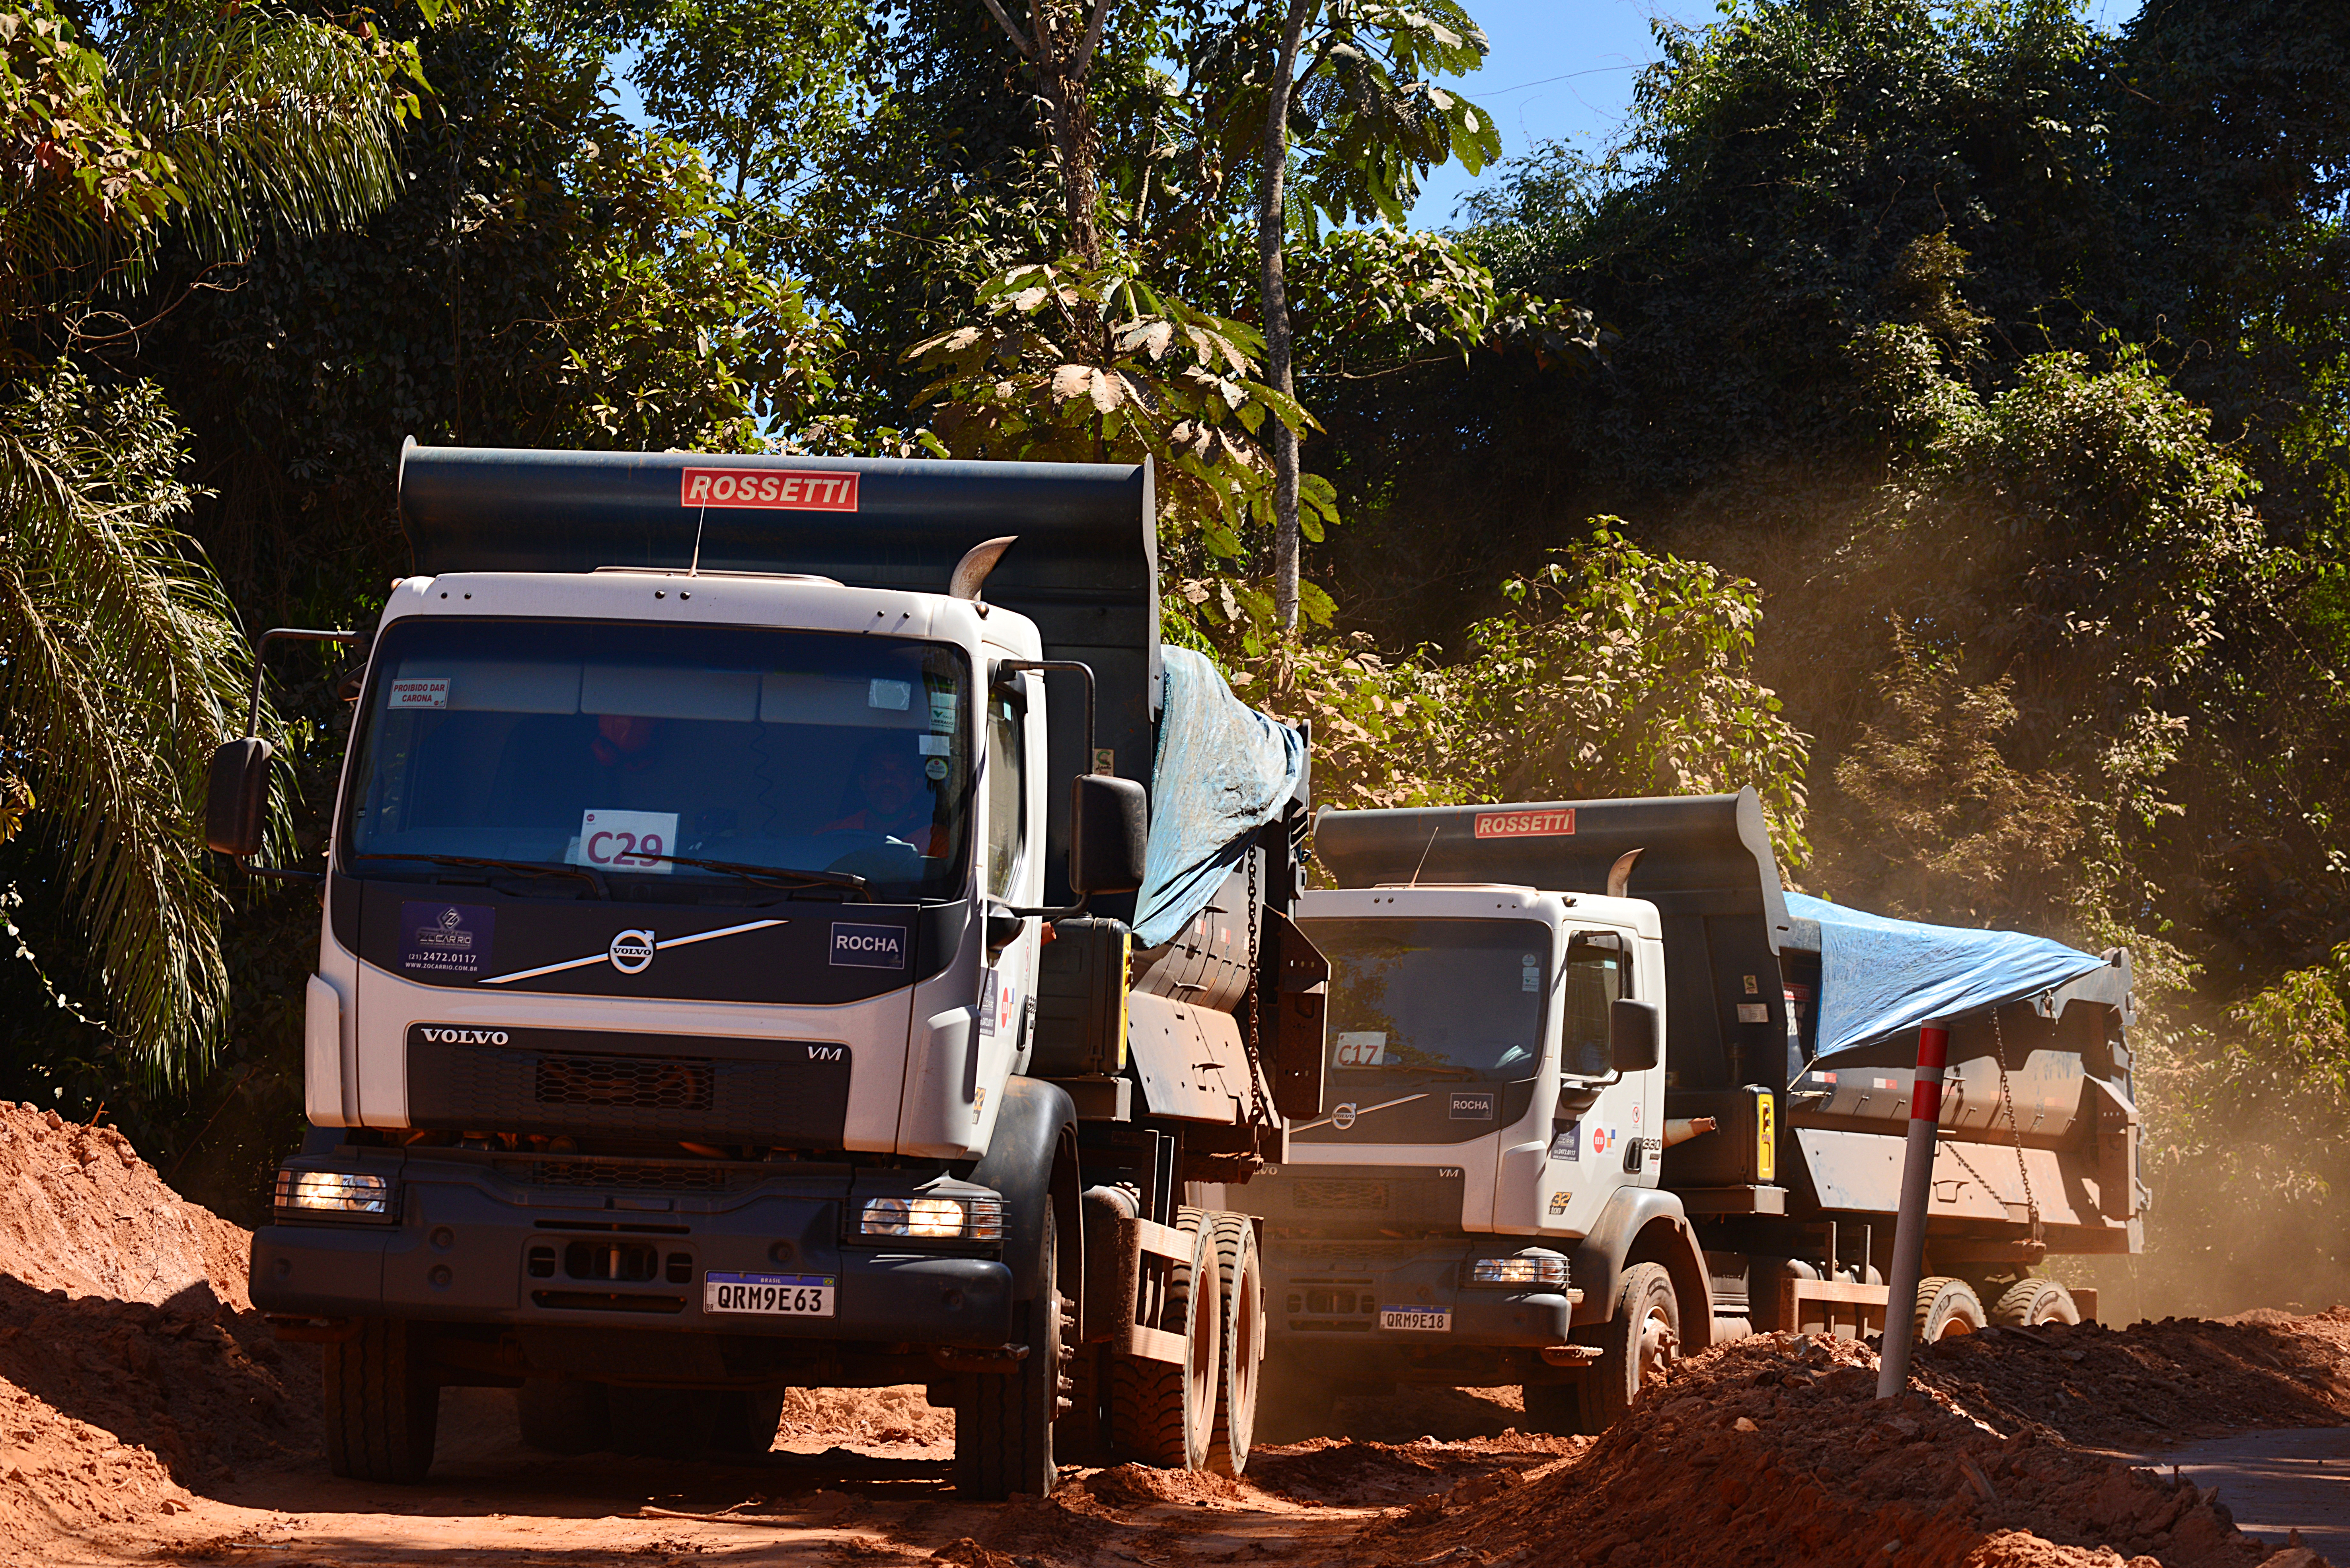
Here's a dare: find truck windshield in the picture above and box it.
[1306,917,1555,1081]
[342,617,972,904]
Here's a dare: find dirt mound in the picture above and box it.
[1352,1334,2295,1568]
[0,1103,318,1555]
[1247,1432,1582,1506]
[0,1103,251,1309]
[782,1385,955,1450]
[1912,1311,2350,1449]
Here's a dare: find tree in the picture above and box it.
[628,0,862,204]
[1190,0,1498,626]
[0,0,417,1080]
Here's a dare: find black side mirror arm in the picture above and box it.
[998,657,1113,921]
[208,627,366,876]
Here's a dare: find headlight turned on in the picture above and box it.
[1468,1252,1569,1289]
[273,1169,396,1221]
[858,1194,1005,1242]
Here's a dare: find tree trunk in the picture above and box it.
[1260,0,1315,631]
[981,0,1112,270]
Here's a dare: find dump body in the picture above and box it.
[1239,791,2138,1420]
[237,446,1321,1492]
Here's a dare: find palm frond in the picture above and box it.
[0,368,267,1085]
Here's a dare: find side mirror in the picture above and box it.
[205,737,274,857]
[1068,773,1147,895]
[1609,998,1661,1074]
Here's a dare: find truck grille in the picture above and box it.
[405,1026,851,1145]
[513,1159,750,1193]
[533,1054,713,1111]
[1290,1179,1388,1210]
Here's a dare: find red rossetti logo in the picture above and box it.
[679,467,859,512]
[1473,808,1576,839]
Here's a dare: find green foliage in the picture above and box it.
[628,0,862,201]
[0,369,263,1083]
[1235,524,1810,863]
[904,254,1339,638]
[1191,0,1500,232]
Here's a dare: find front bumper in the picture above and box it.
[251,1151,1013,1348]
[1263,1239,1577,1348]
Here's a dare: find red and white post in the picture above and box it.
[1875,1021,1951,1400]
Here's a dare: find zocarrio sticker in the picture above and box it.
[399,902,494,978]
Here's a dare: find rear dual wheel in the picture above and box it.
[1110,1206,1221,1471]
[1205,1212,1265,1477]
[1990,1278,2080,1328]
[1914,1276,1989,1342]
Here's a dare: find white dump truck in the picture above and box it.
[206,445,1329,1495]
[1237,791,2141,1433]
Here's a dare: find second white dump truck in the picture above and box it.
[1239,791,2141,1434]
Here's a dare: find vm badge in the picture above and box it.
[609,929,657,974]
[830,922,906,970]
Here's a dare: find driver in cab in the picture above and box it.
[819,735,949,855]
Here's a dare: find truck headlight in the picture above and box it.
[1468,1252,1569,1289]
[859,1194,1004,1242]
[274,1168,397,1221]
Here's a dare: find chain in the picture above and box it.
[1241,847,1274,1131]
[1991,1009,2042,1238]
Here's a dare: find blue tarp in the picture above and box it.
[1131,647,1306,949]
[1789,892,2105,1059]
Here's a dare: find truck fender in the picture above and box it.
[965,1076,1080,1312]
[1569,1187,1716,1352]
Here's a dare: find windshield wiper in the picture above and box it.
[347,852,609,899]
[1346,1062,1482,1080]
[639,852,875,902]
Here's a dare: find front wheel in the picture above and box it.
[323,1318,440,1483]
[957,1206,1066,1498]
[1578,1262,1679,1432]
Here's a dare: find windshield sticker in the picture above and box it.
[1551,1120,1581,1161]
[1473,808,1575,839]
[1334,1030,1387,1068]
[1448,1090,1497,1121]
[1522,953,1540,992]
[569,809,678,874]
[388,677,449,710]
[925,757,949,781]
[918,734,951,756]
[929,691,959,732]
[678,466,859,512]
[399,902,494,978]
[830,922,906,969]
[868,678,911,711]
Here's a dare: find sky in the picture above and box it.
[1405,0,2147,229]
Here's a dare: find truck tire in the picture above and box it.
[1204,1212,1264,1477]
[712,1388,787,1455]
[1109,1206,1220,1470]
[517,1379,610,1454]
[323,1318,440,1483]
[1990,1278,2080,1328]
[1576,1261,1679,1432]
[957,1205,1066,1498]
[1914,1277,1988,1342]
